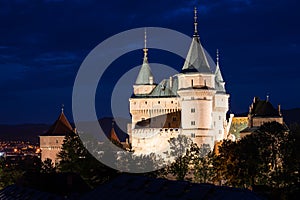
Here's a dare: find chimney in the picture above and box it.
[149,76,153,85]
[278,104,282,116]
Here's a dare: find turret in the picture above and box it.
[133,30,156,95]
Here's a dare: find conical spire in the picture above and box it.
[135,29,154,85]
[215,49,224,82]
[110,119,120,143]
[182,7,211,73]
[44,107,74,135]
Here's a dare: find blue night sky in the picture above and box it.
[0,0,299,124]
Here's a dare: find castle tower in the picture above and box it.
[133,30,156,95]
[213,49,230,141]
[177,7,229,149]
[39,106,75,165]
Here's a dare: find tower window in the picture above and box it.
[191,108,195,113]
[145,101,147,104]
[191,133,195,138]
[191,121,195,125]
[191,79,194,87]
[171,101,173,104]
[158,101,160,104]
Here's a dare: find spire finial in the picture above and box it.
[144,28,147,49]
[61,104,64,113]
[143,28,148,60]
[194,7,198,36]
[216,49,219,66]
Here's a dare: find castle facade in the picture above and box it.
[128,8,231,155]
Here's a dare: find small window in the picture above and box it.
[173,117,176,121]
[191,133,195,138]
[191,79,194,87]
[191,108,195,113]
[171,101,173,104]
[56,139,58,144]
[219,116,221,120]
[145,101,147,104]
[219,130,222,134]
[191,121,195,126]
[158,101,160,104]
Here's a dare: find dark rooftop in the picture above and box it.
[250,97,281,117]
[41,111,74,136]
[82,174,263,200]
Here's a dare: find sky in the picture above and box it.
[0,0,299,124]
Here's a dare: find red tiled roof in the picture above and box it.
[42,112,74,136]
[110,127,120,143]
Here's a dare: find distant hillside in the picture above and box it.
[0,124,49,144]
[0,109,298,143]
[0,117,130,144]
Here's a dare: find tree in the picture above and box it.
[213,121,295,190]
[192,143,214,183]
[40,158,56,174]
[255,122,290,188]
[165,135,192,180]
[0,157,23,190]
[57,133,117,188]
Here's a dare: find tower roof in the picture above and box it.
[109,126,121,143]
[181,7,212,74]
[215,49,224,82]
[250,97,281,117]
[135,30,154,85]
[42,110,74,136]
[132,76,178,98]
[215,49,226,93]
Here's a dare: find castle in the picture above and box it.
[128,8,232,155]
